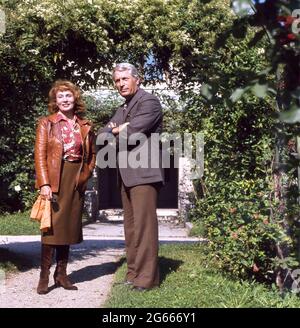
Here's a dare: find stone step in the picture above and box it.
[97,208,178,222]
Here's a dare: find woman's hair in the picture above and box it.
[48,80,86,115]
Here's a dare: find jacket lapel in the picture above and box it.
[48,113,91,141]
[47,113,63,143]
[122,88,144,122]
[77,118,91,141]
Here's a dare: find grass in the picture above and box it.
[1,212,300,307]
[0,211,40,235]
[0,248,26,272]
[0,211,40,272]
[105,243,300,308]
[0,210,93,272]
[189,220,205,237]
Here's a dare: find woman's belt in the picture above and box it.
[63,157,81,163]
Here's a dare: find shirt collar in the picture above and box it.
[48,112,90,126]
[56,111,78,122]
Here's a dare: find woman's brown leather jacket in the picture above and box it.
[34,113,96,193]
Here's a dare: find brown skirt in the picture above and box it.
[42,161,84,245]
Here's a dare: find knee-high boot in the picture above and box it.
[53,245,77,290]
[37,244,54,295]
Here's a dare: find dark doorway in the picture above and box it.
[97,156,178,209]
[97,166,121,209]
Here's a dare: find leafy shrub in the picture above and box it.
[191,177,299,282]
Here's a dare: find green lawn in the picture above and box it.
[0,211,40,272]
[0,211,91,272]
[0,248,26,272]
[2,212,300,307]
[105,243,300,308]
[0,211,40,235]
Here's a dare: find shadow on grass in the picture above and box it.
[159,256,183,285]
[0,248,34,271]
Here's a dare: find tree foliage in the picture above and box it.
[0,0,204,211]
[191,0,300,288]
[0,0,233,210]
[1,0,299,289]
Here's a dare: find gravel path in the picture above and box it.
[0,236,125,308]
[0,221,199,308]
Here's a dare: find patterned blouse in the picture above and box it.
[57,112,83,161]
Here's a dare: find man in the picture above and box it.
[99,63,164,291]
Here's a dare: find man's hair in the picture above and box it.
[112,63,139,80]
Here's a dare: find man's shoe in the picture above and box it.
[132,286,149,292]
[113,280,133,286]
[124,280,133,286]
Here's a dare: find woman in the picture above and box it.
[34,80,96,295]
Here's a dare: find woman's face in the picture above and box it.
[56,90,75,113]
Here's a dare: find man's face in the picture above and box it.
[113,70,139,99]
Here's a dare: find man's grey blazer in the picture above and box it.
[98,88,164,187]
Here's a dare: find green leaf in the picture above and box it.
[252,83,268,98]
[230,88,246,102]
[200,83,213,100]
[248,30,266,47]
[280,106,300,123]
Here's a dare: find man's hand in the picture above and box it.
[108,122,117,130]
[108,122,129,135]
[118,122,130,133]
